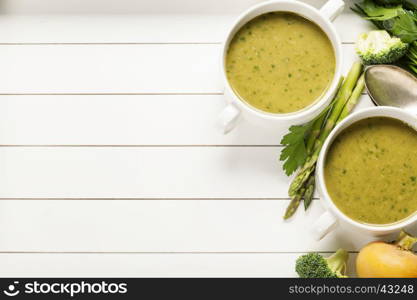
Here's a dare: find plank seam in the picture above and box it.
[0,42,354,45]
[0,251,359,254]
[0,145,283,147]
[0,92,225,96]
[0,198,317,200]
[0,43,222,45]
[0,92,368,96]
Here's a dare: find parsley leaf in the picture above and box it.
[375,0,417,10]
[390,10,417,42]
[280,123,312,176]
[356,0,403,20]
[280,98,336,176]
[279,99,336,176]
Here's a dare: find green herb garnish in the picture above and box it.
[390,10,417,43]
[355,0,402,20]
[280,123,311,176]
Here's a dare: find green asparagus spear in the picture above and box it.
[306,76,344,154]
[306,62,362,163]
[284,63,365,219]
[337,74,365,122]
[289,62,362,197]
[305,114,326,155]
[284,168,315,219]
[303,172,316,210]
[284,185,306,220]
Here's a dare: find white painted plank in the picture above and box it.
[0,200,383,252]
[0,94,285,145]
[0,44,221,94]
[0,253,358,277]
[0,15,233,44]
[334,6,375,43]
[0,0,263,14]
[0,147,289,198]
[0,44,359,94]
[0,13,371,44]
[0,94,373,145]
[0,1,371,44]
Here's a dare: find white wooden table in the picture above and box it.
[0,0,410,277]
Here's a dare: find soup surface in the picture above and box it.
[325,117,417,225]
[226,12,335,114]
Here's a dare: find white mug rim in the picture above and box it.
[316,106,417,233]
[220,0,343,122]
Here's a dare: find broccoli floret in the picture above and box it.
[356,30,408,65]
[295,249,349,278]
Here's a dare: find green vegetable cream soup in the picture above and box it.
[325,117,417,225]
[226,12,335,114]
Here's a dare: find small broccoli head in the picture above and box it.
[356,30,408,65]
[295,249,349,278]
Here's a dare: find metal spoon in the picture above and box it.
[365,64,417,114]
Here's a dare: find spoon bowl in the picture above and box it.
[365,65,417,114]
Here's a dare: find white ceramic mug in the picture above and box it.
[314,107,417,240]
[219,0,345,133]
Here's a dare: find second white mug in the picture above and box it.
[314,107,417,240]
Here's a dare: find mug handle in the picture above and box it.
[218,103,241,134]
[312,211,338,240]
[320,0,345,22]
